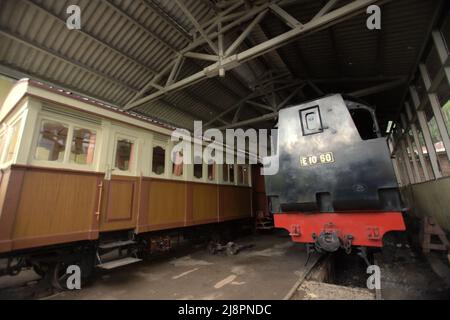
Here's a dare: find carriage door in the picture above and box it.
[99,131,139,232]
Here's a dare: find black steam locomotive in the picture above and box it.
[264,94,405,253]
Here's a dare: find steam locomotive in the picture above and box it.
[264,94,405,253]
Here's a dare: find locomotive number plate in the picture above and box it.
[300,152,335,167]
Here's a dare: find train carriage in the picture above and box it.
[0,79,253,287]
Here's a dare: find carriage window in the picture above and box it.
[193,156,203,179]
[222,164,228,182]
[5,121,21,162]
[35,120,68,162]
[229,164,235,183]
[238,165,249,185]
[237,165,244,184]
[172,151,183,177]
[207,149,216,181]
[152,146,165,175]
[115,138,134,171]
[70,128,96,165]
[208,162,215,181]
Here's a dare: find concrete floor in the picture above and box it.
[0,231,309,300]
[1,230,449,300]
[52,231,306,300]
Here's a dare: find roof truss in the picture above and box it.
[124,0,386,111]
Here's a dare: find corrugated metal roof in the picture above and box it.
[0,0,444,130]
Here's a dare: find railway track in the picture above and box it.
[285,252,379,300]
[283,253,324,300]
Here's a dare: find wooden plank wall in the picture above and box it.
[0,166,101,252]
[0,166,253,253]
[137,179,252,233]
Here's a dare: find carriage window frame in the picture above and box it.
[151,143,166,176]
[113,134,136,173]
[69,127,97,166]
[207,160,216,182]
[32,115,100,169]
[222,152,236,185]
[222,163,229,183]
[237,164,250,186]
[34,119,69,163]
[171,150,184,179]
[227,164,235,184]
[193,154,203,180]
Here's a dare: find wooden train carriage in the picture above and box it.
[0,79,253,271]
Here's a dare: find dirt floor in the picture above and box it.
[332,233,450,300]
[0,230,449,300]
[377,245,450,300]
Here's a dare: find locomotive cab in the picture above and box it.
[264,94,405,252]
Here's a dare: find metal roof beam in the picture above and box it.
[102,1,246,109]
[126,0,276,106]
[205,80,305,127]
[174,0,219,54]
[126,0,384,110]
[312,0,339,20]
[219,111,279,129]
[184,52,219,62]
[219,83,306,129]
[143,0,192,41]
[246,100,275,112]
[269,4,303,29]
[224,10,268,57]
[349,79,406,97]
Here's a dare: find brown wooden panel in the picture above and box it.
[100,176,138,232]
[192,183,219,223]
[219,185,252,221]
[105,181,134,221]
[12,169,100,247]
[252,164,266,193]
[0,168,24,253]
[146,180,186,228]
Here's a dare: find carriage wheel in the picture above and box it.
[49,261,72,290]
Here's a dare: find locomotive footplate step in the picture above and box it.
[97,257,142,270]
[98,240,136,250]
